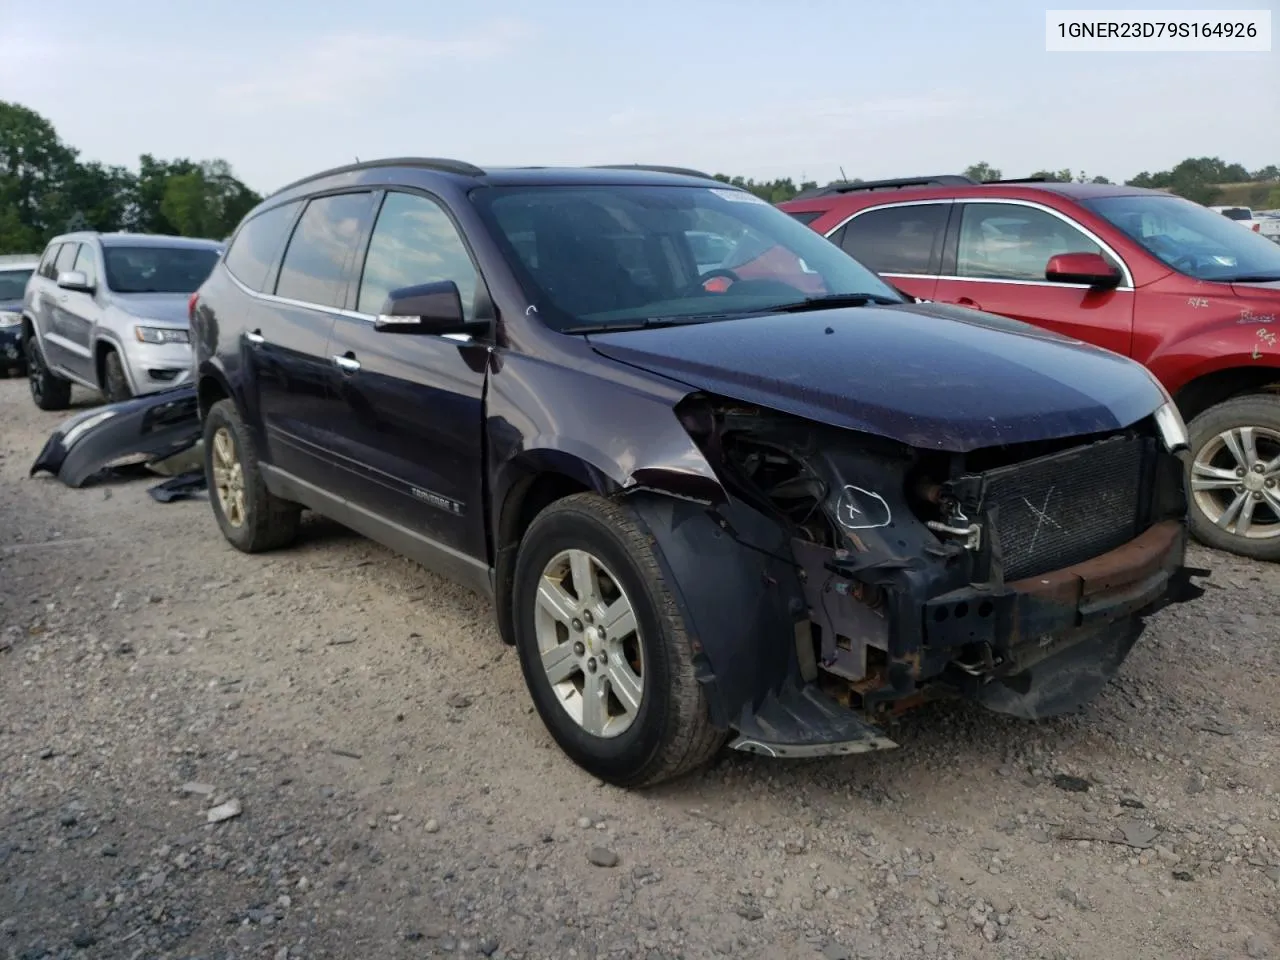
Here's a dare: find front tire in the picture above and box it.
[25,334,72,411]
[1186,394,1280,561]
[511,493,724,788]
[102,349,133,403]
[203,399,301,553]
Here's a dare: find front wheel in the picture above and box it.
[102,349,133,403]
[1186,394,1280,561]
[511,493,725,788]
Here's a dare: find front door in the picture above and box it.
[44,242,89,374]
[932,201,1135,356]
[323,189,490,565]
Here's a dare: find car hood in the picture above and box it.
[588,301,1166,452]
[108,292,193,326]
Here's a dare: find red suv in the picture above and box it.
[778,176,1280,561]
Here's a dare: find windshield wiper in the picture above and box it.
[770,292,903,313]
[1219,274,1280,283]
[560,316,726,335]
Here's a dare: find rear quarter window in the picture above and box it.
[224,201,302,292]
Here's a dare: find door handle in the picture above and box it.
[245,330,265,345]
[332,353,361,373]
[951,297,982,310]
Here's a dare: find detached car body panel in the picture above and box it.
[189,160,1203,778]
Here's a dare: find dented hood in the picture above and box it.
[588,302,1166,452]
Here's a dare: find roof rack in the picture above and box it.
[987,176,1050,184]
[793,174,977,200]
[592,164,716,180]
[269,157,485,197]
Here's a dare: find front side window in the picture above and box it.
[275,193,375,308]
[0,268,34,301]
[469,184,903,332]
[54,243,80,278]
[841,203,949,275]
[957,203,1117,282]
[224,200,301,292]
[73,245,98,287]
[1084,194,1280,282]
[356,192,480,318]
[103,246,220,294]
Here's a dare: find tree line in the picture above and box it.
[718,158,1280,208]
[0,101,261,255]
[3,98,1278,257]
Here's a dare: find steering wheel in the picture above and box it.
[695,267,742,293]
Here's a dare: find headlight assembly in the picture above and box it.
[134,325,190,345]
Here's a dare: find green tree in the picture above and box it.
[1267,185,1280,208]
[711,174,818,204]
[1253,165,1280,182]
[964,161,1002,182]
[0,100,80,253]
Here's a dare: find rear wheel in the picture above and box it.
[203,399,301,553]
[101,349,132,403]
[25,334,72,411]
[511,493,724,787]
[1186,394,1280,561]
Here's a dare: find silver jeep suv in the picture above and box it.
[22,231,223,410]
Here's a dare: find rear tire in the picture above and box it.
[511,493,724,788]
[1186,394,1280,561]
[203,398,301,553]
[25,333,72,411]
[102,349,132,403]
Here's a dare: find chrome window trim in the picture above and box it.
[825,196,1135,291]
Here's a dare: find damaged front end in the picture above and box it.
[642,394,1205,759]
[29,385,201,488]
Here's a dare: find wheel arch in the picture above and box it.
[196,363,234,421]
[1172,362,1280,423]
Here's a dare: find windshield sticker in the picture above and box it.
[834,485,892,531]
[709,188,768,205]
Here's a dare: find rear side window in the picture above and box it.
[224,201,301,292]
[275,193,375,308]
[38,243,63,280]
[841,204,949,275]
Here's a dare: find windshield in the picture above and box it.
[469,184,902,331]
[1083,195,1280,282]
[1219,208,1252,221]
[103,246,220,294]
[0,268,33,302]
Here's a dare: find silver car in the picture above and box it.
[22,232,223,410]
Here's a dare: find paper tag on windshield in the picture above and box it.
[710,188,767,204]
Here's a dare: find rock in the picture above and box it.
[447,693,473,709]
[823,943,852,960]
[1228,824,1249,837]
[478,938,500,956]
[1033,907,1051,921]
[425,819,440,833]
[990,894,1013,914]
[1029,828,1052,844]
[576,816,593,829]
[181,782,215,796]
[736,903,763,921]
[1246,935,1271,959]
[207,799,243,824]
[1053,774,1091,793]
[1120,821,1159,848]
[982,920,1000,943]
[588,846,619,868]
[923,888,941,907]
[71,930,97,949]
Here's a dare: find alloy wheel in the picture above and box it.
[1190,425,1280,541]
[26,338,43,404]
[211,427,247,528]
[533,548,644,738]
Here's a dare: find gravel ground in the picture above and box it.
[2,378,1279,960]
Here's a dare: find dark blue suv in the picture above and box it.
[190,158,1202,787]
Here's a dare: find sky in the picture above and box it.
[1,0,1277,194]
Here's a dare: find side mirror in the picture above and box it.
[1045,253,1122,289]
[57,270,94,293]
[374,280,485,336]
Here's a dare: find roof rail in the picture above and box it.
[988,176,1050,184]
[269,157,485,197]
[793,174,976,200]
[593,164,716,180]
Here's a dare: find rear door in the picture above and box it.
[251,191,377,481]
[932,200,1135,356]
[827,201,951,301]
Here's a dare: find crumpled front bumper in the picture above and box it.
[918,519,1200,719]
